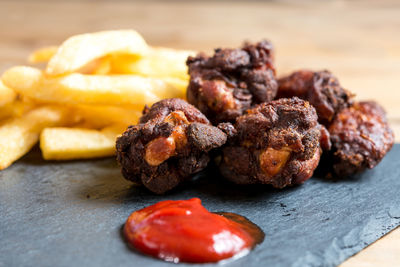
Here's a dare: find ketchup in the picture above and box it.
[123,198,264,263]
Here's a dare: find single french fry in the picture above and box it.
[0,106,76,170]
[159,77,188,99]
[0,103,19,122]
[28,46,58,63]
[0,101,35,123]
[0,80,17,107]
[46,30,148,76]
[110,47,195,80]
[29,46,111,74]
[72,105,141,128]
[2,66,185,106]
[40,124,127,160]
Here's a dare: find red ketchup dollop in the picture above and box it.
[123,198,264,263]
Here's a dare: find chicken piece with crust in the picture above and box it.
[277,70,353,126]
[328,101,394,177]
[187,40,277,124]
[116,98,227,194]
[218,97,329,188]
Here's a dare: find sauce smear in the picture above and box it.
[123,198,264,263]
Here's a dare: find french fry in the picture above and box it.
[29,46,112,74]
[0,103,19,122]
[72,105,141,128]
[110,47,195,80]
[2,66,184,106]
[0,101,35,122]
[40,124,127,160]
[28,46,58,63]
[0,106,76,170]
[159,77,189,98]
[78,56,111,75]
[0,80,17,107]
[46,30,148,76]
[1,30,194,165]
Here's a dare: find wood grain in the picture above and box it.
[1,1,399,266]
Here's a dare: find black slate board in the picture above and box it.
[1,145,400,267]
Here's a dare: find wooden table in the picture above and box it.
[1,1,399,266]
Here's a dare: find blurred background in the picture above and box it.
[1,0,399,135]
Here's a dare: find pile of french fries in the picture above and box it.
[0,30,195,170]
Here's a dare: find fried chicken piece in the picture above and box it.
[218,97,327,188]
[116,98,227,194]
[277,70,353,126]
[328,101,394,176]
[187,40,277,124]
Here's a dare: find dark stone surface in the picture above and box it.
[1,145,399,267]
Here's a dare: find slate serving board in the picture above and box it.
[1,145,400,267]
